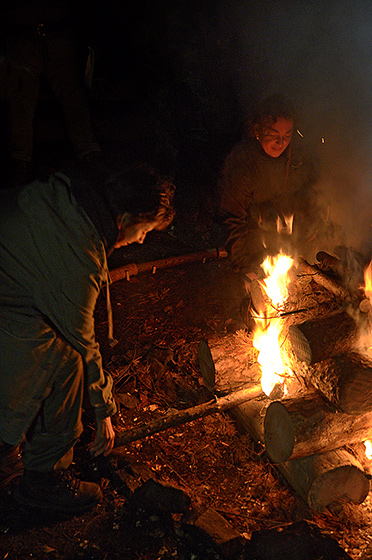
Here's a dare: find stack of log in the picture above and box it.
[199,252,372,511]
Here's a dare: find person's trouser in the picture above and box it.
[0,311,84,472]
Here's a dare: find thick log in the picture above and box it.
[229,395,271,444]
[287,310,358,365]
[197,332,260,394]
[198,333,370,510]
[114,384,263,448]
[304,351,372,415]
[277,448,369,511]
[109,248,228,282]
[296,257,357,303]
[264,393,372,462]
[230,393,369,510]
[316,251,346,278]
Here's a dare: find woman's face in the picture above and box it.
[114,218,158,249]
[256,117,294,158]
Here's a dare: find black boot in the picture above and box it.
[13,468,102,514]
[0,444,24,489]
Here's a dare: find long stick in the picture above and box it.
[109,248,228,282]
[114,384,263,448]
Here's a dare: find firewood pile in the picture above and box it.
[199,250,372,512]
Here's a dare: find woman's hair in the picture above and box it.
[247,94,296,136]
[105,164,175,230]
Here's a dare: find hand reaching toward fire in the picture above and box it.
[89,416,115,457]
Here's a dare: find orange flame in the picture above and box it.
[357,261,372,357]
[364,261,372,302]
[364,439,372,460]
[253,253,294,397]
[276,214,294,235]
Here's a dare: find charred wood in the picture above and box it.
[296,258,359,304]
[316,251,347,279]
[303,351,372,415]
[287,310,359,365]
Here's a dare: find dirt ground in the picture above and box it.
[1,66,372,560]
[1,251,372,560]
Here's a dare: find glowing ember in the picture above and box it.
[364,439,372,460]
[253,252,294,397]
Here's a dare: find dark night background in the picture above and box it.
[2,0,372,255]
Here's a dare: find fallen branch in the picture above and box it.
[114,384,263,448]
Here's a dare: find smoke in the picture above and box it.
[223,0,372,260]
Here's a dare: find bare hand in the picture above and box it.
[89,416,115,457]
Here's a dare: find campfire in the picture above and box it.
[199,246,372,512]
[251,252,295,397]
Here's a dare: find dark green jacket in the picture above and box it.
[219,135,320,273]
[0,173,117,443]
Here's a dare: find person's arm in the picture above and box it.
[219,144,264,272]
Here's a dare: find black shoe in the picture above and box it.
[13,469,102,514]
[0,444,24,489]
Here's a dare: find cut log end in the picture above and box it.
[197,339,216,391]
[288,311,358,366]
[308,463,370,511]
[264,401,295,463]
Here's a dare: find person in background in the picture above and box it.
[0,163,175,514]
[2,0,101,186]
[219,94,323,281]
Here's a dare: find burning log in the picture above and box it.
[287,310,359,365]
[316,251,346,278]
[264,393,372,462]
[296,257,358,304]
[277,448,369,511]
[230,395,272,444]
[303,351,372,415]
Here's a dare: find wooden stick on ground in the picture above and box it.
[114,384,263,448]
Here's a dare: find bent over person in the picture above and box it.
[219,94,323,277]
[0,164,175,513]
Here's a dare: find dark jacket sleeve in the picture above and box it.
[219,141,267,272]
